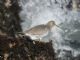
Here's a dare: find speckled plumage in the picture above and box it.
[24,20,56,40]
[25,25,49,35]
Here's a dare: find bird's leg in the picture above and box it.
[48,30,52,41]
[33,38,41,44]
[37,36,41,42]
[39,38,42,42]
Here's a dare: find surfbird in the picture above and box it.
[23,20,58,40]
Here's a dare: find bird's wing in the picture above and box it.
[25,25,49,35]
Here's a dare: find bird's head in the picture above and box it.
[47,20,56,28]
[47,20,61,29]
[47,20,63,31]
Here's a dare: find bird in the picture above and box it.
[20,20,58,40]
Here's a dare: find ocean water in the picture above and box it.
[19,0,80,60]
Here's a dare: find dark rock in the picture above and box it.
[0,35,56,60]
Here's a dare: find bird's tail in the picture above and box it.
[17,32,24,35]
[14,32,25,38]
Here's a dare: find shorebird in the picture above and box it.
[20,20,59,40]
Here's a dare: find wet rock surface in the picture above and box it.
[0,35,55,60]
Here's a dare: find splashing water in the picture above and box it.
[19,0,80,60]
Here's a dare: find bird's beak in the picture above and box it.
[54,23,64,32]
[55,24,60,27]
[55,24,62,30]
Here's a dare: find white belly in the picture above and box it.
[25,31,49,40]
